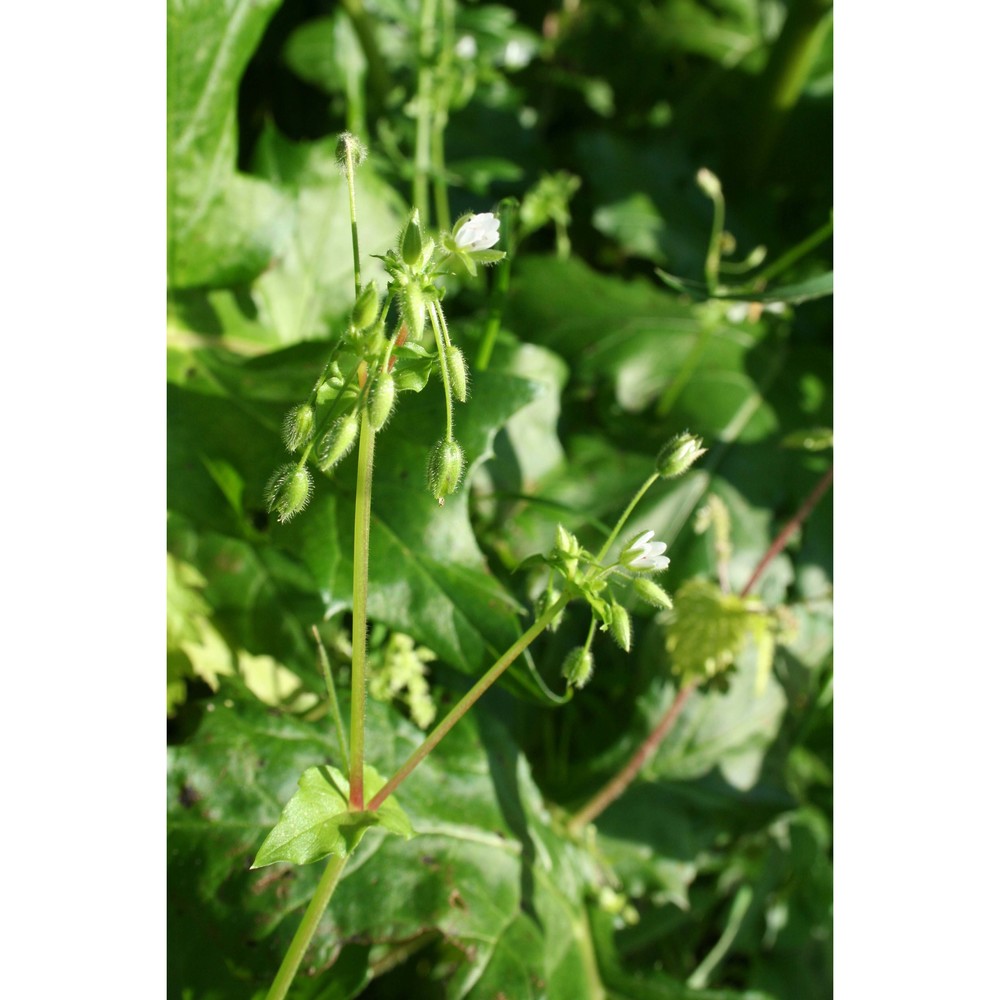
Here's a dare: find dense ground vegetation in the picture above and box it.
[167,1,833,996]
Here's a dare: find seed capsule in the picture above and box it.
[317,414,360,471]
[282,403,315,453]
[265,464,313,523]
[561,647,594,690]
[367,374,396,431]
[609,602,632,652]
[427,439,464,502]
[445,344,468,402]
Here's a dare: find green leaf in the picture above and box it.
[252,764,413,869]
[167,0,290,288]
[249,127,409,344]
[168,339,544,691]
[654,268,833,305]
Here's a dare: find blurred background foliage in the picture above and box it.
[167,0,832,996]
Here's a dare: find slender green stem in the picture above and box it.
[343,143,362,300]
[594,473,660,564]
[264,853,348,1000]
[413,0,438,222]
[348,408,377,809]
[430,0,455,229]
[757,215,833,284]
[312,626,349,773]
[476,198,517,371]
[340,0,390,119]
[367,593,573,811]
[748,0,833,181]
[687,884,754,989]
[704,188,725,295]
[655,321,713,418]
[427,298,455,440]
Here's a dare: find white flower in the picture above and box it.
[455,34,477,60]
[621,530,670,572]
[503,38,532,70]
[455,213,501,252]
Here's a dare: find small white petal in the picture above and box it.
[455,213,501,251]
[455,34,477,60]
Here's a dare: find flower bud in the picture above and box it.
[282,403,315,453]
[367,373,396,432]
[400,209,424,266]
[696,167,721,199]
[427,439,464,502]
[403,283,426,342]
[609,602,632,652]
[336,131,367,171]
[265,464,313,523]
[445,344,468,402]
[554,524,582,579]
[317,413,359,471]
[561,647,594,690]
[633,578,673,610]
[352,281,380,330]
[656,432,707,479]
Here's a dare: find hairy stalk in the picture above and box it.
[348,408,377,809]
[343,141,363,299]
[367,592,573,811]
[264,853,348,1000]
[568,464,833,833]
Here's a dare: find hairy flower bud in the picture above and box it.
[561,646,594,690]
[367,373,396,431]
[265,464,313,523]
[427,439,464,502]
[352,281,380,330]
[656,432,707,479]
[317,413,359,471]
[336,131,367,171]
[633,578,673,610]
[445,344,468,402]
[400,209,424,266]
[609,602,632,652]
[282,403,315,453]
[403,283,426,342]
[696,167,721,199]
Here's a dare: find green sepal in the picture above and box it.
[251,764,413,869]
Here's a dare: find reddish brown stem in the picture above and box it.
[740,465,832,598]
[567,464,832,833]
[567,681,698,835]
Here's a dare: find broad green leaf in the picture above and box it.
[252,764,412,869]
[505,255,777,435]
[167,339,543,690]
[167,0,290,287]
[654,269,833,305]
[249,127,408,344]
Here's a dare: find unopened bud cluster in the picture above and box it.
[536,432,706,689]
[265,179,509,521]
